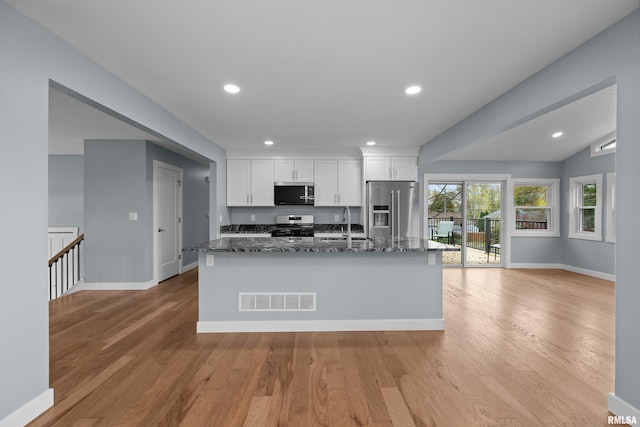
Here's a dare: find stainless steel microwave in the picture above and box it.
[274,183,315,205]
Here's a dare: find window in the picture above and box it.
[590,132,616,157]
[509,178,559,237]
[569,174,603,241]
[606,172,616,243]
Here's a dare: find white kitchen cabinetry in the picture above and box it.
[314,160,361,206]
[364,156,417,181]
[227,159,274,206]
[274,160,314,183]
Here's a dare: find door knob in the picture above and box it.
[158,228,165,232]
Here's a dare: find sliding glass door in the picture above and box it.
[427,180,503,267]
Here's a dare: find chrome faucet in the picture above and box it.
[342,205,352,245]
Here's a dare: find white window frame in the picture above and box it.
[569,174,603,241]
[508,178,560,237]
[606,172,616,243]
[590,132,616,158]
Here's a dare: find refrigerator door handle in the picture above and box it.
[396,190,401,239]
[390,190,395,238]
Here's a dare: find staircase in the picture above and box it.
[49,234,84,300]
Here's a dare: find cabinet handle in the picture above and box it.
[393,168,397,179]
[295,170,298,181]
[292,170,295,181]
[250,194,254,205]
[338,194,341,205]
[246,194,250,205]
[389,167,393,179]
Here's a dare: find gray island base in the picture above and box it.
[187,237,456,333]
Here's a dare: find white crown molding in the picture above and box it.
[360,146,420,157]
[226,149,362,160]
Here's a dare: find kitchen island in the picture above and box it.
[186,236,456,333]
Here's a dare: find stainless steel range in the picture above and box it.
[270,215,314,237]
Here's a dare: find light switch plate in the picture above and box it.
[251,215,256,222]
[428,253,436,265]
[334,214,340,222]
[129,212,138,221]
[206,254,215,266]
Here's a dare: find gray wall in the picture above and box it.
[230,206,362,226]
[84,140,211,283]
[419,9,640,413]
[421,160,563,264]
[0,1,226,420]
[561,147,616,275]
[84,140,150,283]
[49,155,84,231]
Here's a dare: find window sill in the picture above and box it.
[512,230,560,237]
[568,232,602,241]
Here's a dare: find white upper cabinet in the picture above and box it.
[274,160,314,183]
[314,160,361,206]
[391,157,418,181]
[314,160,338,206]
[227,159,274,206]
[337,160,362,206]
[364,156,417,181]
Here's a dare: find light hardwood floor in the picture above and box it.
[30,267,615,426]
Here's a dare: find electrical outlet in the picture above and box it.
[251,215,256,222]
[129,212,138,221]
[334,214,340,222]
[206,254,215,266]
[219,214,223,222]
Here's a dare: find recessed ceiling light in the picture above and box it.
[366,141,376,146]
[264,140,274,146]
[552,131,564,138]
[405,85,422,95]
[224,84,240,94]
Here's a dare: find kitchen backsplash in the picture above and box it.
[229,206,362,225]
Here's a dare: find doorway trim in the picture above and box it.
[424,173,511,267]
[153,160,184,285]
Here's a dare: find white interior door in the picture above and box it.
[155,162,183,282]
[48,227,79,259]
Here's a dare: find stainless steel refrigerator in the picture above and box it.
[367,181,420,238]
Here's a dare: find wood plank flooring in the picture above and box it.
[29,267,616,426]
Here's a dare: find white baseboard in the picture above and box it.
[197,318,445,333]
[0,388,53,427]
[508,263,563,269]
[73,279,156,291]
[182,261,198,272]
[608,393,640,422]
[562,264,615,282]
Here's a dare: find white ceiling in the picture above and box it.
[10,0,637,157]
[442,85,617,162]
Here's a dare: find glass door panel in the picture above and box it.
[465,182,502,266]
[427,183,462,265]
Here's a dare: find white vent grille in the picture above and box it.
[239,292,316,311]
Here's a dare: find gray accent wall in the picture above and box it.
[49,155,84,231]
[561,147,615,275]
[0,2,226,420]
[419,8,640,413]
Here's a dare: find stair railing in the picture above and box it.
[48,234,84,300]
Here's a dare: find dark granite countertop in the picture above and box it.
[186,236,458,253]
[220,224,365,234]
